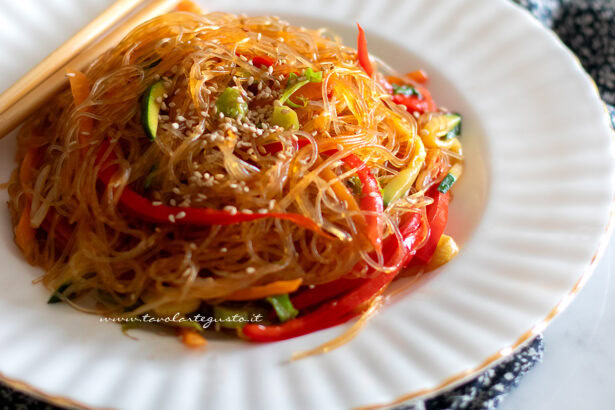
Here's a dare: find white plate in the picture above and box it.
[0,0,613,409]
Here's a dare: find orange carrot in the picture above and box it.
[226,279,303,301]
[67,68,93,146]
[178,328,207,348]
[177,0,204,13]
[15,199,35,255]
[20,147,41,192]
[406,69,429,84]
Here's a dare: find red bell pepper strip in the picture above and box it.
[93,140,328,236]
[337,152,383,252]
[241,212,422,342]
[356,24,374,77]
[413,186,450,264]
[252,55,275,68]
[391,85,436,114]
[291,278,367,310]
[97,163,327,234]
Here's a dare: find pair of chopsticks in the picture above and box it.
[0,0,188,139]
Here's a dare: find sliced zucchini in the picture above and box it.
[442,113,462,140]
[140,80,166,141]
[48,281,72,304]
[266,294,298,322]
[437,163,463,193]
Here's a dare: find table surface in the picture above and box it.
[501,236,615,410]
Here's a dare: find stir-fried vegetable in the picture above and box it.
[216,87,248,119]
[266,294,299,322]
[270,105,299,130]
[48,281,72,304]
[356,24,373,77]
[226,279,303,301]
[241,212,423,342]
[140,80,166,140]
[437,163,463,193]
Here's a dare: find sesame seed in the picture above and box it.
[172,122,180,129]
[257,32,262,41]
[242,209,253,214]
[223,205,238,215]
[189,243,197,250]
[156,96,163,104]
[168,214,176,223]
[172,187,181,194]
[170,199,177,206]
[152,201,162,206]
[177,115,186,121]
[246,267,256,274]
[176,211,186,219]
[267,66,273,75]
[220,247,228,253]
[215,174,225,180]
[258,208,268,214]
[248,76,254,85]
[336,144,344,151]
[66,73,76,78]
[309,284,316,289]
[268,199,276,210]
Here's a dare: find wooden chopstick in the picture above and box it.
[0,0,179,139]
[0,0,146,115]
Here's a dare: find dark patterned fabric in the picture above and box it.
[1,0,613,408]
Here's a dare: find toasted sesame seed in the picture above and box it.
[242,209,253,214]
[336,144,344,151]
[268,199,276,210]
[152,201,162,206]
[258,208,268,214]
[215,174,225,180]
[246,267,256,274]
[189,243,197,250]
[176,211,186,219]
[220,247,228,253]
[172,187,181,194]
[168,214,176,223]
[170,199,177,206]
[172,122,180,129]
[267,66,273,75]
[177,115,186,121]
[309,284,316,289]
[66,72,76,78]
[223,205,238,215]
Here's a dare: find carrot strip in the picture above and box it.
[226,279,303,301]
[177,0,204,13]
[178,328,207,348]
[15,199,35,255]
[67,68,93,146]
